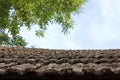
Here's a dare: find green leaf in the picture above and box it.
[0,0,87,46]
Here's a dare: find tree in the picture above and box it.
[0,0,86,47]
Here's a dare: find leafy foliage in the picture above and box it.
[0,0,86,47]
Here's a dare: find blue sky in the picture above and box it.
[20,0,120,49]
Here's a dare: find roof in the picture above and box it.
[0,47,120,80]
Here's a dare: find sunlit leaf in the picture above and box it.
[0,0,86,47]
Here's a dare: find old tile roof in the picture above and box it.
[0,47,120,80]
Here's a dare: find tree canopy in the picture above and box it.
[0,0,86,47]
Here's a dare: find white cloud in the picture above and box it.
[20,24,82,49]
[20,0,120,49]
[97,0,120,18]
[87,0,120,47]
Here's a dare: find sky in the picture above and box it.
[20,0,120,50]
